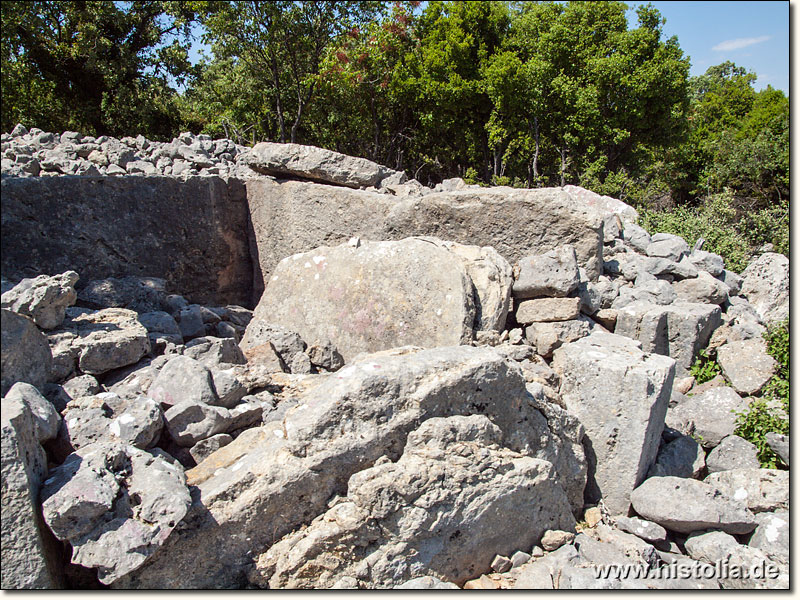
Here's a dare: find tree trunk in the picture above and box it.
[270,58,286,143]
[560,144,567,187]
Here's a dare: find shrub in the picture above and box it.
[690,349,720,384]
[734,319,789,467]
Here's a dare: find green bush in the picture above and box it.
[734,319,789,468]
[690,349,720,384]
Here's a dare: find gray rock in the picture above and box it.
[740,253,789,325]
[562,185,639,225]
[61,374,101,401]
[684,530,739,563]
[113,345,584,589]
[306,339,344,372]
[184,336,246,367]
[175,305,206,340]
[78,276,168,313]
[647,233,689,262]
[1,395,63,588]
[287,351,313,374]
[395,576,460,589]
[1,310,53,395]
[706,435,760,473]
[551,332,675,514]
[614,516,667,543]
[717,269,743,296]
[51,308,150,376]
[3,382,60,442]
[250,415,576,588]
[667,386,748,448]
[510,550,532,568]
[513,545,580,589]
[246,141,403,188]
[516,297,581,323]
[244,238,477,362]
[188,433,233,464]
[611,279,675,308]
[137,310,181,337]
[622,223,651,253]
[672,271,729,304]
[41,442,190,584]
[491,554,513,573]
[765,433,788,465]
[688,250,724,276]
[513,245,580,298]
[148,356,218,408]
[716,339,776,395]
[641,255,698,279]
[615,301,721,377]
[209,368,247,409]
[108,397,163,449]
[705,468,788,513]
[592,523,660,567]
[525,317,591,357]
[541,529,575,551]
[163,400,230,446]
[1,271,79,329]
[647,434,705,479]
[630,476,756,535]
[748,510,788,565]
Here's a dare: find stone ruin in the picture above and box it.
[0,125,790,589]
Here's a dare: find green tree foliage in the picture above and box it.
[1,1,196,138]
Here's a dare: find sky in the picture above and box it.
[625,1,789,93]
[187,1,791,94]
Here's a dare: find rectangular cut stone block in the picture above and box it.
[615,301,721,376]
[516,297,582,324]
[552,332,676,515]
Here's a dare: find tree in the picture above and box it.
[195,1,383,144]
[1,1,196,137]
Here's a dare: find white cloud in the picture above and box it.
[712,36,771,52]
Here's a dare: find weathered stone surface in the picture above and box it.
[666,386,749,448]
[562,185,639,224]
[1,271,78,329]
[245,238,476,362]
[672,271,729,304]
[113,346,584,589]
[184,336,246,368]
[516,297,581,324]
[163,400,230,447]
[647,434,705,479]
[246,180,605,299]
[513,245,580,299]
[108,397,163,449]
[148,356,218,408]
[136,310,181,338]
[251,415,576,588]
[717,269,743,296]
[78,276,168,313]
[646,233,689,262]
[614,516,667,543]
[41,443,190,584]
[705,469,788,513]
[552,332,675,514]
[395,576,460,589]
[1,396,63,589]
[1,309,53,395]
[688,250,724,277]
[765,433,788,465]
[748,510,788,565]
[1,176,253,307]
[705,435,760,473]
[524,317,591,358]
[306,339,344,372]
[246,141,404,189]
[631,476,756,534]
[611,279,675,309]
[621,223,651,253]
[614,301,721,377]
[683,530,739,564]
[188,433,233,464]
[716,339,776,396]
[541,529,576,551]
[740,253,789,325]
[423,238,513,331]
[3,382,61,442]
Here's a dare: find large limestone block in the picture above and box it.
[244,238,477,361]
[562,185,639,224]
[113,345,585,589]
[716,339,776,396]
[513,245,581,298]
[1,396,63,588]
[705,469,789,513]
[1,271,78,329]
[551,332,675,514]
[1,176,253,307]
[740,253,789,325]
[1,309,53,395]
[667,386,749,448]
[245,180,605,305]
[614,301,721,376]
[251,415,576,588]
[246,141,404,188]
[630,476,756,535]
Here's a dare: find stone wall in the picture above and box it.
[1,176,254,307]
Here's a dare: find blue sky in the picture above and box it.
[187,1,790,94]
[626,1,789,93]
